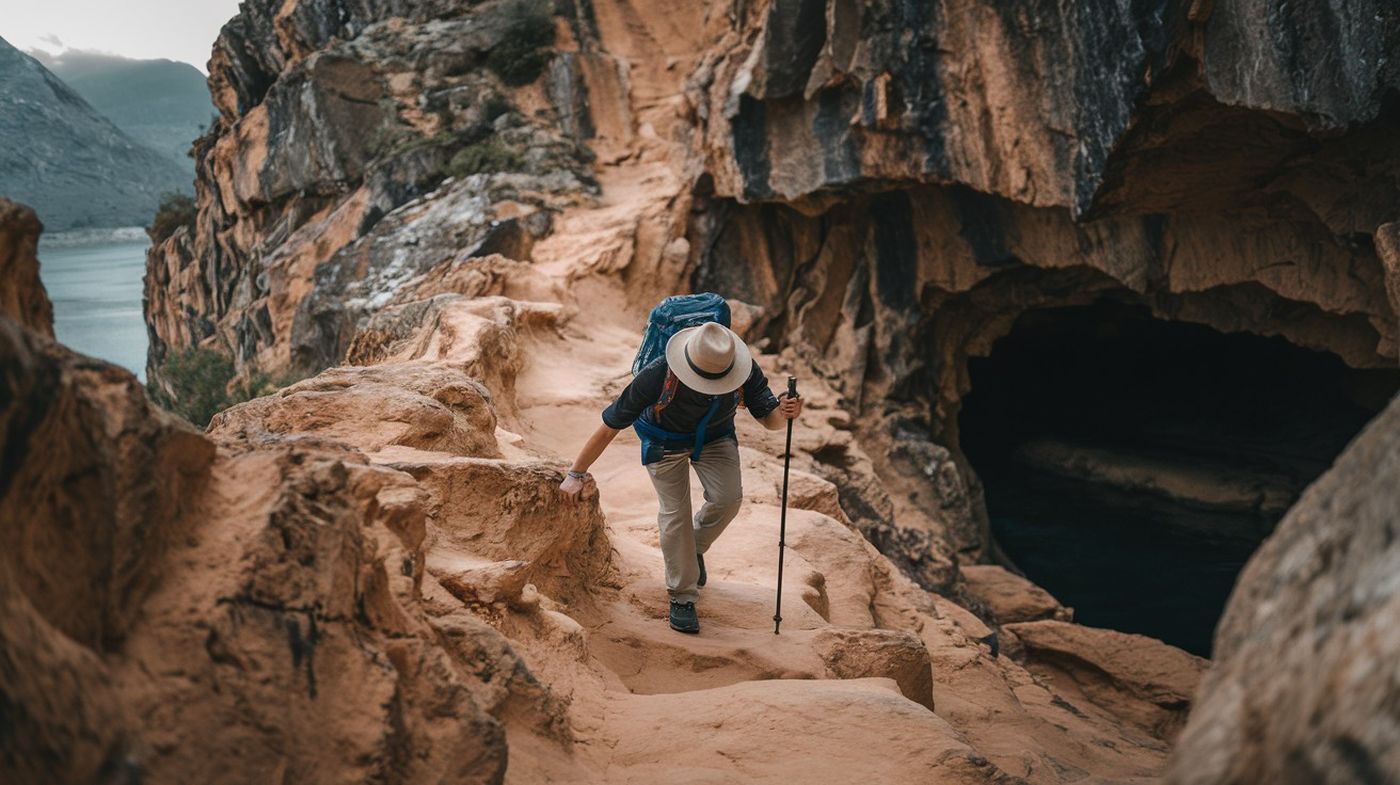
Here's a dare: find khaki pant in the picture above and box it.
[645,436,743,604]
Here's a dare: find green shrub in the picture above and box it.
[147,347,237,427]
[446,135,526,178]
[148,192,196,244]
[486,1,557,86]
[148,347,303,428]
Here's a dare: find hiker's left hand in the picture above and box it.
[778,393,803,420]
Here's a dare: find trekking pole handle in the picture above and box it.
[787,376,797,398]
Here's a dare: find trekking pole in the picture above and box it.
[774,375,798,634]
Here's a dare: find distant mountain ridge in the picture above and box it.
[34,49,214,174]
[0,35,189,230]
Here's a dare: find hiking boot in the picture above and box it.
[669,600,700,634]
[697,552,707,587]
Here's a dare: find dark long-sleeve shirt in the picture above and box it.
[602,358,780,447]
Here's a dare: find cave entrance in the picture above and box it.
[958,300,1398,656]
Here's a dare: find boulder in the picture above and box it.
[1005,620,1207,742]
[1165,395,1400,784]
[210,362,502,458]
[963,565,1072,624]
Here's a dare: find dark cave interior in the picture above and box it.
[958,299,1399,656]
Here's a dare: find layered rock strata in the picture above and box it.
[684,0,1400,558]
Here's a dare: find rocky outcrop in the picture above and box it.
[1165,395,1400,784]
[685,0,1400,560]
[207,363,503,458]
[690,0,1399,215]
[0,314,540,783]
[962,565,1071,625]
[1005,620,1207,743]
[143,0,603,396]
[0,199,51,336]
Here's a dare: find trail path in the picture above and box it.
[299,2,1200,779]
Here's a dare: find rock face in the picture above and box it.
[0,199,51,336]
[0,205,571,784]
[685,0,1400,559]
[0,310,526,784]
[143,0,601,394]
[0,36,189,230]
[1165,395,1400,784]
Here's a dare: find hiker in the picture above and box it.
[558,317,803,634]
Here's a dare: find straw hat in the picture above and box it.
[665,322,753,395]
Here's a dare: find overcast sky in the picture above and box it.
[2,0,242,72]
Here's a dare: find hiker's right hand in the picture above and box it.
[559,473,588,502]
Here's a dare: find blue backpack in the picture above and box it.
[631,293,731,376]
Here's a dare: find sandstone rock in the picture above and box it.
[386,254,567,310]
[1378,221,1400,359]
[346,294,564,423]
[107,447,509,785]
[599,679,1006,785]
[0,582,128,785]
[1005,620,1207,743]
[1165,395,1400,784]
[0,317,215,650]
[962,565,1072,624]
[0,200,52,336]
[210,362,502,458]
[387,454,613,608]
[0,291,543,784]
[813,627,935,712]
[147,0,600,384]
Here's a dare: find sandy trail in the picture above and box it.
[449,151,1168,782]
[370,2,1191,779]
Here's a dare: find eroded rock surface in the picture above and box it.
[0,315,537,783]
[1165,396,1400,785]
[0,199,51,337]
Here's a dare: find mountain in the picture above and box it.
[0,35,189,230]
[33,49,214,173]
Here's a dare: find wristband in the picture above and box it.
[567,470,589,480]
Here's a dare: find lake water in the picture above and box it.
[38,237,151,381]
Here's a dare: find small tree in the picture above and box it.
[486,1,557,86]
[147,346,236,427]
[148,193,196,244]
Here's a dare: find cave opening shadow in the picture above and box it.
[958,300,1398,657]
